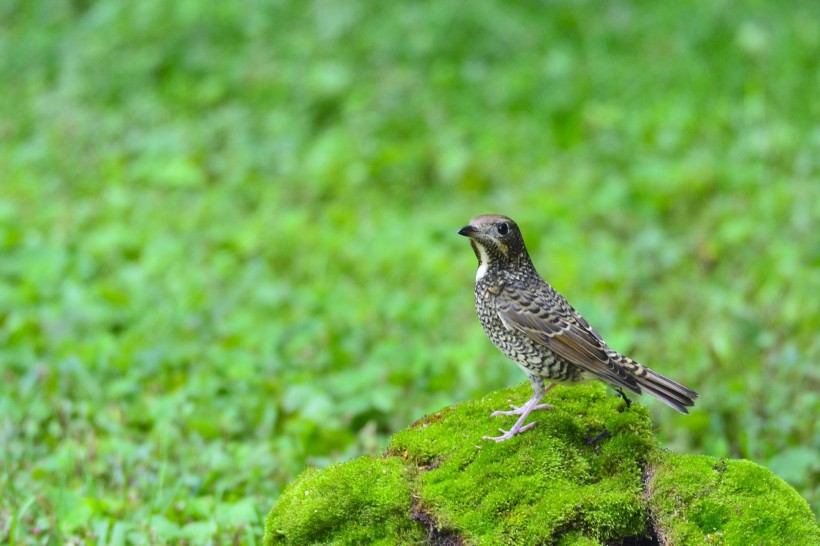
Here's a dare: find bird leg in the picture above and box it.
[615,388,632,408]
[483,378,555,442]
[490,402,553,417]
[584,429,611,445]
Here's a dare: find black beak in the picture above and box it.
[458,225,476,237]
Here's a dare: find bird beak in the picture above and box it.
[458,225,477,237]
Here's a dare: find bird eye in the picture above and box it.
[496,222,509,236]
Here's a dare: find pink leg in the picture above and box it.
[491,402,553,417]
[483,382,556,442]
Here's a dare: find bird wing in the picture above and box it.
[497,286,641,394]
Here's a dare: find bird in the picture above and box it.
[458,214,698,442]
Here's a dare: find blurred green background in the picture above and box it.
[1,0,818,543]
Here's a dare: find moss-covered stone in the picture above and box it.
[647,452,820,545]
[263,455,426,545]
[389,382,655,544]
[264,382,819,545]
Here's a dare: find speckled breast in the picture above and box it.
[474,277,586,383]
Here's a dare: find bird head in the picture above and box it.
[458,214,530,275]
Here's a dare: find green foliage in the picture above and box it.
[1,0,819,542]
[648,453,820,545]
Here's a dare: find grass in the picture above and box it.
[1,0,819,543]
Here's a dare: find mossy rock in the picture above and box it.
[647,452,820,545]
[264,382,819,545]
[263,455,426,544]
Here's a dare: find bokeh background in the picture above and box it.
[2,0,819,543]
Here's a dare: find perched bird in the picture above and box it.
[458,214,698,442]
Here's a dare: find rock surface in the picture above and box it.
[265,382,819,545]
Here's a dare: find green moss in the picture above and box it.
[389,382,654,544]
[648,452,820,545]
[263,455,426,545]
[556,532,604,546]
[264,382,819,545]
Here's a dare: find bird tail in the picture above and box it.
[609,351,698,414]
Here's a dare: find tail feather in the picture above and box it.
[635,368,698,413]
[608,351,698,414]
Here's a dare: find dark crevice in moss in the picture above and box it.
[421,457,444,472]
[641,460,660,544]
[550,506,660,546]
[404,441,465,545]
[411,498,465,546]
[612,530,660,546]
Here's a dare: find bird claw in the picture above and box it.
[615,388,633,408]
[482,421,537,442]
[484,389,553,441]
[584,429,611,445]
[490,403,552,417]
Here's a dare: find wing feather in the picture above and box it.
[497,288,641,394]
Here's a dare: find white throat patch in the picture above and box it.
[475,243,491,281]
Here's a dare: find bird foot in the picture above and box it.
[483,391,551,442]
[490,403,553,417]
[482,421,537,442]
[615,388,633,408]
[584,429,611,445]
